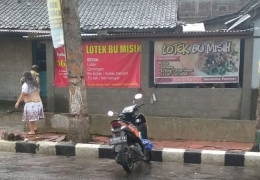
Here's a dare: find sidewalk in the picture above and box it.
[93,136,252,152]
[0,106,66,142]
[0,103,253,151]
[0,112,258,168]
[0,114,253,152]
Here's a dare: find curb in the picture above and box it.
[0,140,259,167]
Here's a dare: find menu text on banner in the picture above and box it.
[54,41,141,87]
[83,41,141,88]
[54,46,68,87]
[154,39,240,84]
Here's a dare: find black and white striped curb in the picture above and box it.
[0,140,259,167]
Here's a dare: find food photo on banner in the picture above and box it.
[154,39,240,84]
[54,41,141,88]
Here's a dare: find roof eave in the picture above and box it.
[81,23,185,33]
[23,30,253,41]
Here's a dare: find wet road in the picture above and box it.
[0,152,259,180]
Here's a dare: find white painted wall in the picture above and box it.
[252,19,260,88]
[0,38,32,101]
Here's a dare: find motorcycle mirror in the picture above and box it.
[134,93,143,100]
[108,111,114,116]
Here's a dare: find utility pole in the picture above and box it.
[61,0,93,143]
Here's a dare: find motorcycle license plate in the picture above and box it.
[109,135,127,145]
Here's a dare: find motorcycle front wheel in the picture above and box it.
[119,143,134,173]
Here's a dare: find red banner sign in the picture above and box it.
[83,41,141,88]
[54,41,141,88]
[54,45,68,87]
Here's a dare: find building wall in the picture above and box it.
[202,15,260,120]
[0,38,32,101]
[179,0,250,23]
[50,40,245,119]
[0,37,251,119]
[252,18,260,89]
[252,18,260,120]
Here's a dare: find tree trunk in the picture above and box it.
[61,0,93,143]
[251,89,260,151]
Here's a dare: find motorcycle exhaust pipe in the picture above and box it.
[129,145,145,159]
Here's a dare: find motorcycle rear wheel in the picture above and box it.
[119,143,134,173]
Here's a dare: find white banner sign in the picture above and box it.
[47,0,64,48]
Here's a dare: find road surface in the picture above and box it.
[0,152,259,180]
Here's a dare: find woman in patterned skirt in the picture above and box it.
[15,71,44,135]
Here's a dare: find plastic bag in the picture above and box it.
[141,138,153,151]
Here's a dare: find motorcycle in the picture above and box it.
[107,93,153,173]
